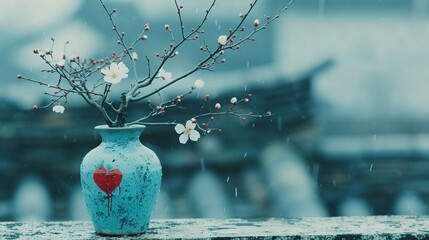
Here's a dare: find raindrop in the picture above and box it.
[29,65,33,72]
[226,176,230,183]
[332,179,337,187]
[200,157,205,172]
[312,163,319,187]
[244,84,247,92]
[277,117,283,132]
[243,152,248,158]
[246,61,250,68]
[373,135,377,141]
[215,19,218,26]
[252,123,256,128]
[234,187,238,197]
[369,163,373,172]
[318,0,325,17]
[195,8,199,14]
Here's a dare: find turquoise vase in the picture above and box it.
[80,125,162,236]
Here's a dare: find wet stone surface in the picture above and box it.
[1,216,429,239]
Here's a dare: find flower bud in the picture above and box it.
[215,103,221,110]
[144,23,150,30]
[17,74,22,79]
[191,118,197,123]
[165,24,171,31]
[33,105,39,110]
[230,97,237,104]
[218,35,228,46]
[254,19,260,27]
[141,35,148,40]
[33,49,38,54]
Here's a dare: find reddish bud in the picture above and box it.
[121,31,125,36]
[221,59,226,63]
[144,23,150,30]
[33,49,38,54]
[17,74,22,79]
[191,118,197,124]
[33,105,39,110]
[241,117,246,121]
[202,123,207,128]
[210,117,215,121]
[156,106,163,111]
[254,19,260,27]
[220,50,224,55]
[112,8,117,13]
[217,129,222,133]
[205,95,210,101]
[247,93,253,97]
[207,129,212,134]
[141,35,148,40]
[165,24,171,31]
[244,98,249,103]
[117,40,121,44]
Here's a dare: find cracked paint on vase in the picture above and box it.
[80,125,162,236]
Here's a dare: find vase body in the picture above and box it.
[80,125,162,236]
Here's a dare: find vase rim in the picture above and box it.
[94,124,146,130]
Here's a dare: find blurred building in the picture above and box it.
[1,0,429,220]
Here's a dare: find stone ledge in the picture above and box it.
[1,216,428,239]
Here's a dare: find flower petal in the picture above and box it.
[101,67,111,76]
[175,124,185,134]
[189,130,200,141]
[158,68,165,77]
[179,133,189,144]
[185,120,196,129]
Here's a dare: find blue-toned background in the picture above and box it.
[1,0,429,221]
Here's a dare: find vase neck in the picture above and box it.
[95,125,145,143]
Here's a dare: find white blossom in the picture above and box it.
[101,62,129,84]
[47,51,65,67]
[52,104,65,114]
[193,79,204,89]
[158,68,172,82]
[175,120,201,144]
[131,52,138,61]
[218,35,228,46]
[215,103,221,110]
[230,97,238,104]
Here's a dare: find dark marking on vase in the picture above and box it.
[93,167,123,214]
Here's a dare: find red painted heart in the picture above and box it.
[93,167,123,195]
